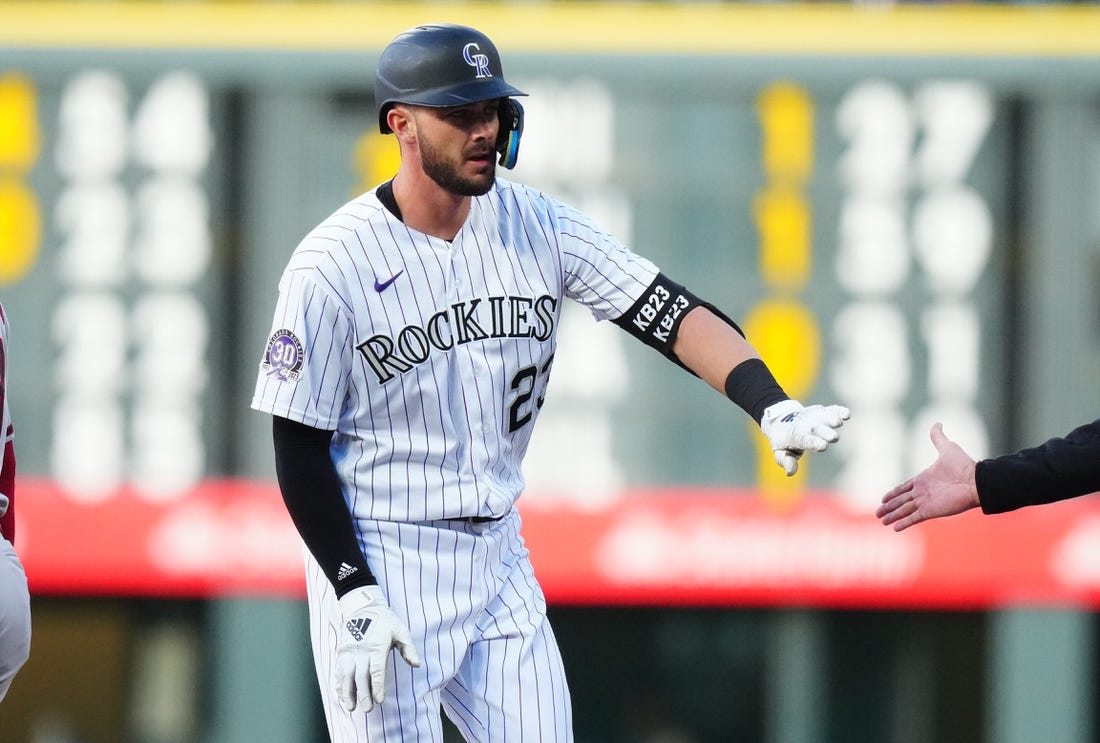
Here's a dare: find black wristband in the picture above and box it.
[724,359,789,424]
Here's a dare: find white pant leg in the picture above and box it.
[440,515,573,743]
[303,512,573,743]
[305,517,469,743]
[303,517,572,743]
[0,537,30,702]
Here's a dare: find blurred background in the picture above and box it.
[2,1,1100,741]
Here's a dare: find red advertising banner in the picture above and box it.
[16,479,306,598]
[519,490,1100,609]
[14,478,1100,608]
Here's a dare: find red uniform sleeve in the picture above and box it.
[0,438,15,543]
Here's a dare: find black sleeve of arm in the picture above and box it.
[272,415,376,596]
[977,418,1100,514]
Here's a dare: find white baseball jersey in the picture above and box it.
[251,177,658,522]
[251,177,659,741]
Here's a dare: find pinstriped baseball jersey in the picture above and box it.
[251,177,658,522]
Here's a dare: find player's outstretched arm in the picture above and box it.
[336,585,421,712]
[876,423,980,531]
[672,304,849,476]
[609,275,847,475]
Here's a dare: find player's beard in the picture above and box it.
[419,135,495,197]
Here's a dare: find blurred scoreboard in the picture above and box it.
[2,3,1100,602]
[1,68,221,500]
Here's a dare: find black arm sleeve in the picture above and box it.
[976,418,1100,514]
[611,272,745,372]
[272,416,376,596]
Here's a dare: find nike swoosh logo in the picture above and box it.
[373,270,404,292]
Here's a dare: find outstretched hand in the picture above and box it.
[876,423,981,531]
[759,399,850,476]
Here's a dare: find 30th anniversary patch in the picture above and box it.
[261,328,303,382]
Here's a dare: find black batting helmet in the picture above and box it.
[375,23,527,134]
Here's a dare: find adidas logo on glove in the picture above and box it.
[346,617,372,642]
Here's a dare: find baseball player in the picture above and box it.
[0,302,31,702]
[252,23,849,741]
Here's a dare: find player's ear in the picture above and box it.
[387,105,416,141]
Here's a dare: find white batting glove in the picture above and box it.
[760,399,850,476]
[336,585,421,713]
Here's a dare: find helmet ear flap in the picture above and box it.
[496,99,524,169]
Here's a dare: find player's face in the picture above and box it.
[415,100,499,197]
